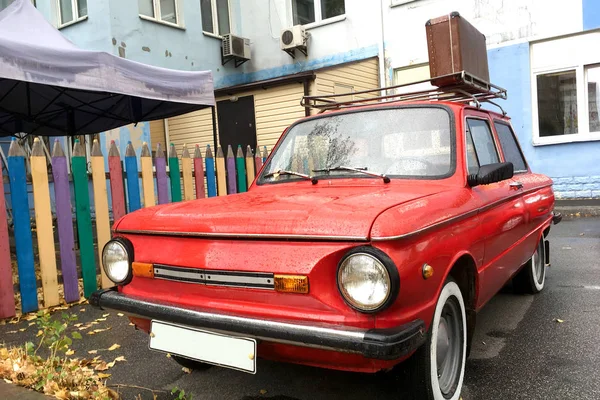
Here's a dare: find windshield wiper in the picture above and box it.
[312,166,390,183]
[263,169,318,184]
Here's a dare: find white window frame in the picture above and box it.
[390,0,418,7]
[139,0,184,29]
[56,0,88,29]
[288,0,346,30]
[202,0,231,38]
[531,65,600,146]
[531,31,600,146]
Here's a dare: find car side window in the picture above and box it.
[466,118,499,169]
[494,122,528,173]
[465,129,479,175]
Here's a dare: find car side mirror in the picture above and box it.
[468,162,514,187]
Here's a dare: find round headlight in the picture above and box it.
[102,239,132,284]
[337,250,398,313]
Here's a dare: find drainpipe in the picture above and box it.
[378,0,387,94]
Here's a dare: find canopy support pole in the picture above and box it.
[211,106,218,151]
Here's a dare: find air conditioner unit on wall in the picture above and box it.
[280,25,308,58]
[222,34,251,68]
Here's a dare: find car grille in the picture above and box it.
[153,264,275,290]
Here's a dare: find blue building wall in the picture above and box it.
[43,0,113,52]
[583,0,600,30]
[488,43,600,199]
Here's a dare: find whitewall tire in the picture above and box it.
[405,279,467,400]
[513,237,545,294]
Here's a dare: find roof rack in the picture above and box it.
[301,71,508,115]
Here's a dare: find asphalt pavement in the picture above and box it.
[1,217,598,400]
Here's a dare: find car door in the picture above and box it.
[493,120,554,267]
[465,112,527,308]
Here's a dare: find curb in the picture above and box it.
[554,206,600,218]
[0,381,50,399]
[554,199,600,218]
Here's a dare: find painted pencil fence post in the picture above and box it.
[72,139,97,298]
[0,155,16,318]
[205,145,217,198]
[262,146,268,163]
[30,138,59,308]
[108,141,126,223]
[254,147,263,174]
[245,145,255,188]
[140,142,155,207]
[125,141,141,212]
[51,140,79,303]
[226,145,237,194]
[8,139,37,313]
[181,145,194,201]
[169,143,182,202]
[155,143,169,204]
[194,144,206,199]
[215,146,226,196]
[236,145,247,193]
[91,139,112,289]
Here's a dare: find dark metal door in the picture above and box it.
[217,95,257,156]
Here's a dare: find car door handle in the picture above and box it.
[510,182,523,190]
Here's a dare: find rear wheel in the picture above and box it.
[404,279,466,400]
[513,237,545,294]
[171,355,212,371]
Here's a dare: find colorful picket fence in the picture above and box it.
[0,137,269,319]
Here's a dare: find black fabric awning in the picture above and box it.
[0,0,215,136]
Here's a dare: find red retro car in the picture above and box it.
[91,74,561,399]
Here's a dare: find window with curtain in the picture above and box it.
[292,0,345,26]
[57,0,87,26]
[201,0,230,36]
[138,0,179,25]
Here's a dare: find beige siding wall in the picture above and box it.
[168,108,215,154]
[253,83,306,149]
[167,57,379,156]
[312,57,380,104]
[165,108,215,198]
[149,119,166,150]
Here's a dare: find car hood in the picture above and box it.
[114,183,450,240]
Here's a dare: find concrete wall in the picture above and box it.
[383,0,583,85]
[218,0,381,87]
[34,0,381,90]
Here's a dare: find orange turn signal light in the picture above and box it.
[132,262,154,279]
[274,275,309,294]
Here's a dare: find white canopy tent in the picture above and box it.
[0,0,215,137]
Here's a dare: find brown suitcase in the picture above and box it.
[426,12,489,86]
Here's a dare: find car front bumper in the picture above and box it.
[90,288,426,361]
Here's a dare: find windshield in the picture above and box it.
[258,107,453,184]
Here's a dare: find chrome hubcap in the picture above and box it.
[436,319,450,367]
[436,297,463,397]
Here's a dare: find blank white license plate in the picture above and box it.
[149,320,257,374]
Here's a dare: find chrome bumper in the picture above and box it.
[90,288,426,360]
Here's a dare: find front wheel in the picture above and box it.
[513,237,545,294]
[404,279,467,400]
